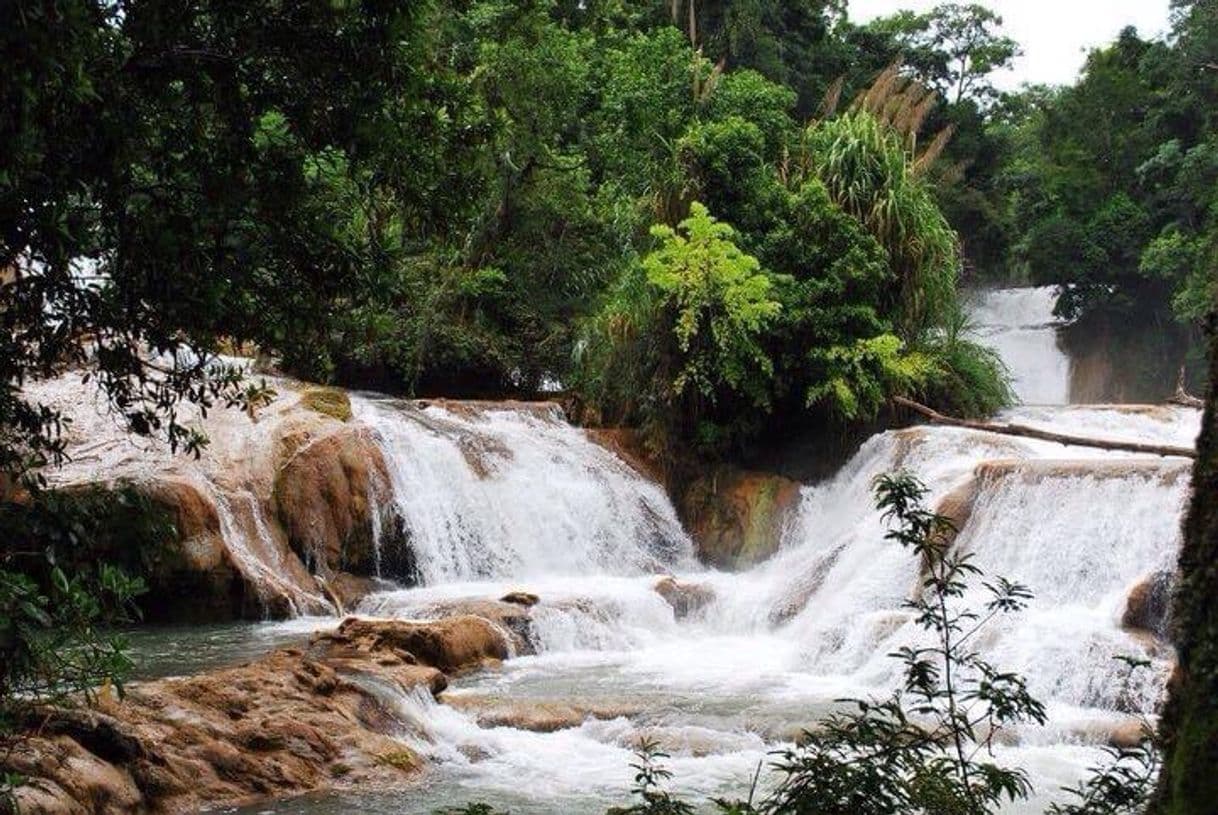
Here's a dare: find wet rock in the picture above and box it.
[680,468,802,569]
[335,615,511,673]
[934,479,978,547]
[273,425,411,580]
[586,427,668,488]
[360,597,537,655]
[654,576,715,619]
[500,591,540,607]
[443,694,641,733]
[3,618,478,814]
[134,477,257,622]
[1123,570,1175,637]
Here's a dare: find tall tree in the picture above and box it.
[868,3,1020,105]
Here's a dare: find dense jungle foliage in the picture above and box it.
[5,0,1216,469]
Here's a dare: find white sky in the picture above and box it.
[846,0,1173,90]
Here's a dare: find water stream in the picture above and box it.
[143,286,1194,814]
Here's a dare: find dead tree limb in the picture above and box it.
[893,396,1196,459]
[1169,366,1205,409]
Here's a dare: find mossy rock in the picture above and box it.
[299,387,352,422]
[681,468,802,570]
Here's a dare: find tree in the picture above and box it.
[1152,319,1218,813]
[869,3,1020,105]
[1,0,435,478]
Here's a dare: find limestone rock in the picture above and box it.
[273,426,412,580]
[334,615,511,673]
[4,618,478,814]
[680,468,802,569]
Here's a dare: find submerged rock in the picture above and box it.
[442,693,642,733]
[3,617,495,814]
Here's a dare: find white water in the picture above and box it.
[968,286,1071,405]
[240,287,1196,814]
[353,397,695,583]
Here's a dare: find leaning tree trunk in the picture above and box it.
[1153,318,1218,814]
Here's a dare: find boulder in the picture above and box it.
[1123,570,1175,637]
[654,576,715,619]
[333,615,511,673]
[273,426,412,580]
[500,591,540,607]
[443,694,642,733]
[136,478,252,622]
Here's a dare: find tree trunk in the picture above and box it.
[1151,323,1218,814]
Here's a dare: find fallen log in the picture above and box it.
[893,396,1196,459]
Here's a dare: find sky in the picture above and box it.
[846,0,1173,90]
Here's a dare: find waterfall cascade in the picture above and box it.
[38,285,1195,813]
[290,285,1195,813]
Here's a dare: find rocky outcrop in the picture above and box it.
[136,478,251,622]
[272,424,408,580]
[355,597,537,655]
[3,616,507,814]
[934,478,979,546]
[680,468,802,569]
[333,616,511,674]
[586,428,668,488]
[654,576,715,619]
[1124,570,1175,638]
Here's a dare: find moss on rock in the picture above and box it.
[299,387,353,422]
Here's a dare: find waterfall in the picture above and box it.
[353,396,695,584]
[325,286,1198,814]
[968,286,1070,405]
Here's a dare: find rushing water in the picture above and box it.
[133,287,1195,814]
[967,286,1071,405]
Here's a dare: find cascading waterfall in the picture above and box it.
[294,285,1198,815]
[353,396,695,583]
[967,286,1070,405]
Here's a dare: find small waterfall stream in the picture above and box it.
[353,397,695,583]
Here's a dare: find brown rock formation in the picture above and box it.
[136,478,249,621]
[272,425,408,580]
[2,616,504,814]
[1123,570,1175,638]
[334,615,511,674]
[654,576,715,619]
[680,468,802,569]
